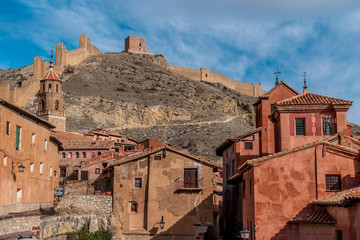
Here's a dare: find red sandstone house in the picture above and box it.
[217,79,360,239]
[104,145,220,240]
[0,99,60,215]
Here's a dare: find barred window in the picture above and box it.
[323,118,333,135]
[295,119,305,136]
[326,174,341,191]
[134,178,142,188]
[244,142,253,150]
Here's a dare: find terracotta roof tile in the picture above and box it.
[40,68,61,81]
[314,186,360,206]
[276,92,352,106]
[290,210,336,225]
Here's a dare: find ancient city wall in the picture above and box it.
[168,65,264,97]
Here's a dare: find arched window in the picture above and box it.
[55,100,59,110]
[69,152,72,158]
[62,152,66,158]
[82,152,86,158]
[56,84,59,93]
[76,152,79,158]
[48,84,52,92]
[41,100,46,110]
[98,152,101,156]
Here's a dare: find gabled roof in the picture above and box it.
[314,186,360,206]
[276,92,353,106]
[253,81,298,105]
[0,98,55,129]
[228,139,359,183]
[106,146,220,169]
[216,128,262,156]
[290,210,336,225]
[40,68,61,81]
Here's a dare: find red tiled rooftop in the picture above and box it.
[314,186,360,206]
[276,92,352,106]
[290,210,336,225]
[40,68,61,81]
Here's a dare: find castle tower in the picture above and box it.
[36,54,66,131]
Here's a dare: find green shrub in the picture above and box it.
[66,224,112,240]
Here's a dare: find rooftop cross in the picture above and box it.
[274,67,281,85]
[303,72,308,93]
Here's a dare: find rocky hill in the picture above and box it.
[18,52,256,161]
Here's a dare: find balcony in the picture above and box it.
[174,177,203,193]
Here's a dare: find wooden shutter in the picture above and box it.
[184,168,197,188]
[15,126,21,150]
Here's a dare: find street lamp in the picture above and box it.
[159,216,165,230]
[12,162,25,173]
[238,229,250,239]
[18,164,25,172]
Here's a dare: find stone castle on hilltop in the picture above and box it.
[0,34,264,109]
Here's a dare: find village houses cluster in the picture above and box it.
[0,34,359,240]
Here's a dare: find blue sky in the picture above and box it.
[1,0,360,123]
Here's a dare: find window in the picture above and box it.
[271,104,275,113]
[3,156,7,166]
[48,84,52,92]
[244,142,253,150]
[41,100,46,110]
[32,133,36,145]
[184,168,198,188]
[60,167,66,177]
[6,121,10,135]
[55,100,59,110]
[243,180,246,198]
[326,174,341,191]
[76,152,79,158]
[44,140,48,150]
[17,188,22,200]
[62,152,66,158]
[134,178,142,188]
[40,162,43,174]
[323,118,333,135]
[82,152,86,158]
[50,166,53,176]
[336,230,343,240]
[130,201,137,212]
[98,152,101,156]
[30,163,34,172]
[121,139,125,142]
[81,171,89,181]
[54,170,57,177]
[154,155,162,160]
[15,126,21,150]
[56,84,59,93]
[295,118,305,136]
[68,152,72,158]
[139,43,142,47]
[95,168,100,174]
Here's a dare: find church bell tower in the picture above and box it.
[36,53,66,131]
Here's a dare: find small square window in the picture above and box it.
[134,178,142,188]
[130,201,137,212]
[95,168,100,174]
[244,142,253,150]
[326,174,341,191]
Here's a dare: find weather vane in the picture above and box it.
[274,67,281,85]
[303,72,308,93]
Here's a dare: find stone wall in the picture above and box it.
[168,64,264,97]
[0,216,40,235]
[0,202,53,215]
[56,195,112,216]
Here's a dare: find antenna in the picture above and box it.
[274,67,281,85]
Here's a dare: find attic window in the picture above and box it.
[244,142,253,150]
[322,118,333,135]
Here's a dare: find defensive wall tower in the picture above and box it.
[124,36,154,55]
